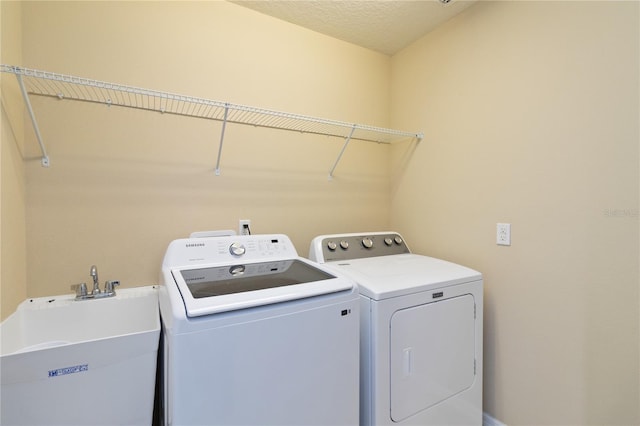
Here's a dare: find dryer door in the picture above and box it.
[390,294,476,422]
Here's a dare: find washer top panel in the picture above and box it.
[162,234,355,317]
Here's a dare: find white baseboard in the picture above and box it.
[483,412,507,426]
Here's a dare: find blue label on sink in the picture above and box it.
[48,364,88,377]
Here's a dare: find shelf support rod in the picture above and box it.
[215,104,229,176]
[328,124,356,180]
[16,73,50,167]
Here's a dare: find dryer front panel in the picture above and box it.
[390,294,476,422]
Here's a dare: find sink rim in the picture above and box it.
[0,285,159,357]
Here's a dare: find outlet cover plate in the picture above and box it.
[497,223,511,246]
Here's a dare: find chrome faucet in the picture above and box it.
[71,265,120,300]
[90,265,100,295]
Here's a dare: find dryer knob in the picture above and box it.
[229,242,246,256]
[362,237,374,249]
[327,241,337,251]
[394,236,403,245]
[340,240,349,250]
[384,237,393,246]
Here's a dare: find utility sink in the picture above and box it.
[0,285,160,425]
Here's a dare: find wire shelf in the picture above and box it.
[1,65,423,175]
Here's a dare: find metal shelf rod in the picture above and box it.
[16,73,49,167]
[215,104,229,176]
[329,125,356,180]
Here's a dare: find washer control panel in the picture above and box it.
[164,234,298,267]
[311,232,410,263]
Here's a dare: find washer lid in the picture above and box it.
[172,258,353,317]
[325,254,481,300]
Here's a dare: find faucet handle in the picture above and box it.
[71,283,88,298]
[104,280,120,294]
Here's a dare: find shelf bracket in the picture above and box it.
[214,104,229,176]
[328,124,356,180]
[16,73,50,167]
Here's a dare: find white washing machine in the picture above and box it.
[159,233,360,425]
[309,232,483,426]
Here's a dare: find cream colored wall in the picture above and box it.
[1,1,28,320]
[19,1,392,298]
[391,1,639,425]
[12,1,640,423]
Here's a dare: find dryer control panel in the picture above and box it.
[309,232,410,263]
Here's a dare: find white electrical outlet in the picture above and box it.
[239,219,251,236]
[497,223,511,246]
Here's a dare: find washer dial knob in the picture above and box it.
[229,265,246,275]
[384,237,393,246]
[229,242,246,256]
[394,236,403,245]
[362,237,374,249]
[327,241,337,251]
[340,240,349,250]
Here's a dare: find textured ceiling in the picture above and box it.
[231,0,477,56]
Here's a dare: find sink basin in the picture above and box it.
[1,285,160,425]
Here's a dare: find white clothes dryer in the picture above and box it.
[159,233,360,425]
[309,232,483,426]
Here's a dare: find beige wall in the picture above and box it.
[390,1,639,425]
[1,1,28,320]
[18,1,392,298]
[7,0,640,424]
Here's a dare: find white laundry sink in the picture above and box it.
[0,285,160,425]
